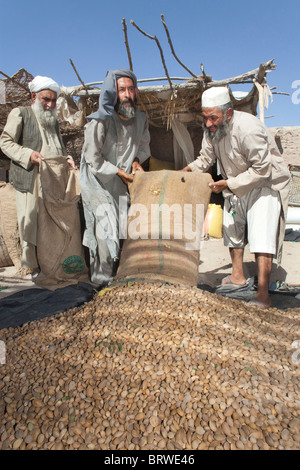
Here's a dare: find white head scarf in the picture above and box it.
[202,86,231,108]
[29,75,61,96]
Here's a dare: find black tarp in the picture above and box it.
[0,282,95,330]
[285,228,300,242]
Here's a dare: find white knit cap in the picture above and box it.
[202,86,230,108]
[29,76,60,96]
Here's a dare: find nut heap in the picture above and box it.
[0,280,299,450]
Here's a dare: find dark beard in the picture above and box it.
[203,118,230,142]
[115,98,136,119]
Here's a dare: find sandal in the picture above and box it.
[221,275,247,287]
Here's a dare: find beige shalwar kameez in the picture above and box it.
[189,110,291,262]
[0,106,69,268]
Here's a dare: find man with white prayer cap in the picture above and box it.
[0,75,76,278]
[80,69,150,286]
[182,86,291,308]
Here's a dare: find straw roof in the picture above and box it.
[58,58,276,132]
[0,58,277,137]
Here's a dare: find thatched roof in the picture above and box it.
[0,59,276,136]
[57,58,276,132]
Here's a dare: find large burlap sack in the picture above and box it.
[0,229,12,268]
[35,158,89,288]
[116,170,212,286]
[0,182,22,269]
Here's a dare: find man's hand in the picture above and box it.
[209,179,228,193]
[180,165,192,172]
[30,151,44,166]
[118,168,134,185]
[67,157,77,169]
[131,160,144,174]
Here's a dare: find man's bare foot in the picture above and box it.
[248,294,270,309]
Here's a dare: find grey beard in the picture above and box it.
[116,103,136,119]
[203,118,230,142]
[115,98,136,119]
[32,99,57,130]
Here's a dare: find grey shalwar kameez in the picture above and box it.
[80,70,150,285]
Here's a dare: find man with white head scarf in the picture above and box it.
[80,69,150,286]
[182,86,291,308]
[0,75,76,277]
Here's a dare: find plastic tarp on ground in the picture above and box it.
[0,282,95,330]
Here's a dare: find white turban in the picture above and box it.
[202,86,231,108]
[29,75,60,96]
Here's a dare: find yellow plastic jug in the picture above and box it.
[204,204,223,238]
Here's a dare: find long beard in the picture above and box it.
[32,99,57,131]
[115,98,136,119]
[203,118,230,143]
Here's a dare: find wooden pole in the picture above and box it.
[122,18,133,71]
[69,59,89,92]
[160,14,197,78]
[206,60,276,88]
[130,20,173,91]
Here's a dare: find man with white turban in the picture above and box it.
[182,86,291,308]
[0,75,76,277]
[29,75,61,96]
[80,69,150,285]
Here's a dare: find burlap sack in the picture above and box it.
[116,170,212,286]
[0,230,12,268]
[0,182,22,269]
[35,157,89,288]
